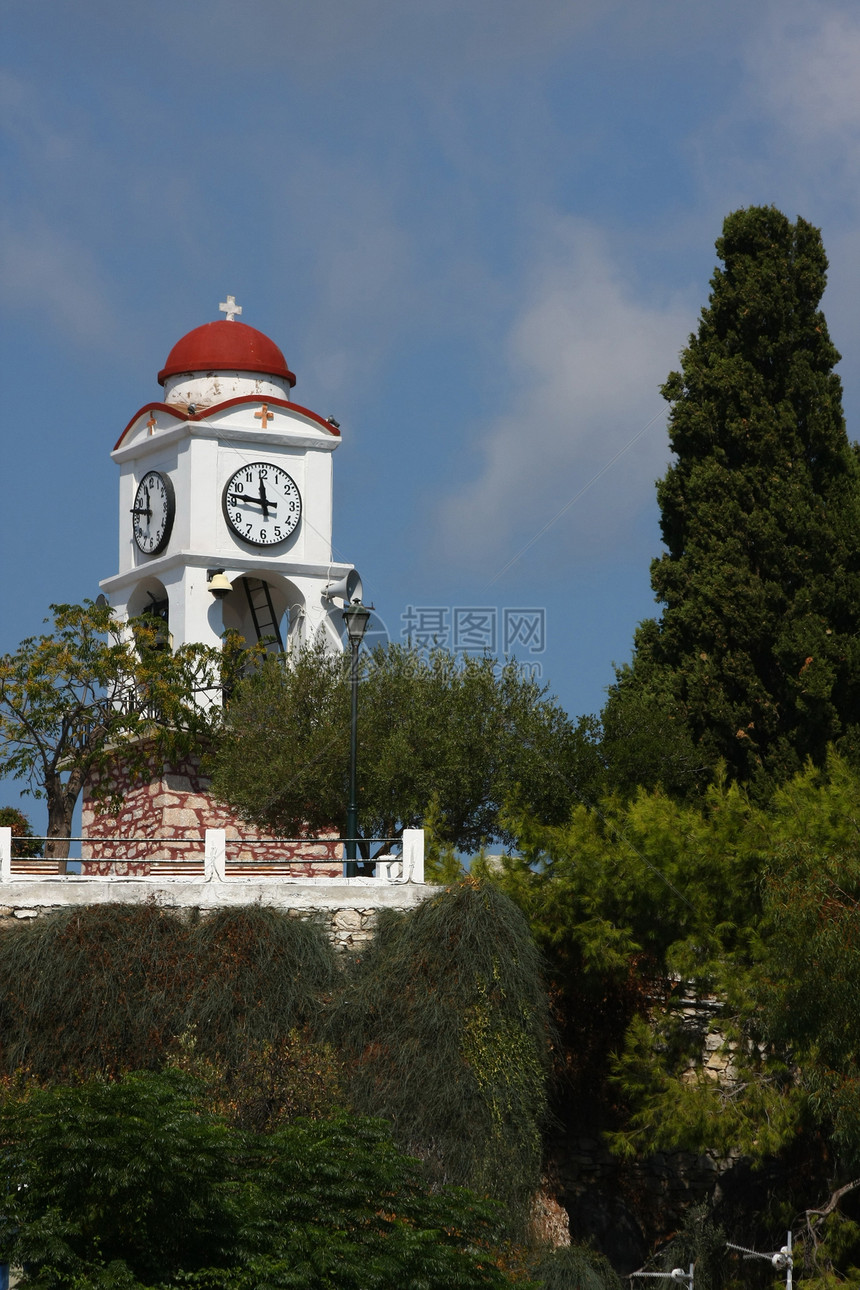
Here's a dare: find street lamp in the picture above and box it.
[343,598,371,877]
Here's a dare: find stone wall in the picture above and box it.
[0,895,385,952]
[82,754,341,875]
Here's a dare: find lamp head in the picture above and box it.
[343,598,371,646]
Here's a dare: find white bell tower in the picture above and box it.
[101,299,357,653]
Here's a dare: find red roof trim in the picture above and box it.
[114,403,182,450]
[114,398,341,451]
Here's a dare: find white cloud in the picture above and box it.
[709,2,860,214]
[752,5,860,145]
[433,219,692,582]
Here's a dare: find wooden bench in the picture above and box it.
[224,862,341,877]
[10,859,65,876]
[147,861,205,877]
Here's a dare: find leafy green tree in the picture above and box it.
[238,1114,527,1290]
[0,1071,526,1289]
[500,774,770,994]
[593,760,860,1282]
[482,762,860,1266]
[598,672,711,801]
[493,770,860,1262]
[603,206,860,795]
[0,602,236,860]
[721,762,860,1172]
[211,642,591,852]
[0,1070,239,1285]
[0,806,42,858]
[327,880,550,1233]
[493,779,796,1234]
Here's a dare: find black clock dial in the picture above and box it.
[223,461,302,546]
[132,471,175,555]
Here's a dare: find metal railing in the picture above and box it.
[0,828,425,885]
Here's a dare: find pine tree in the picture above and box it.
[605,206,860,791]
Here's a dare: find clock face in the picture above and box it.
[132,471,175,555]
[222,461,302,546]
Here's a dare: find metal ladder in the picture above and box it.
[241,577,284,652]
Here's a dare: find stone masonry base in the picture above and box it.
[0,877,433,952]
[82,754,341,876]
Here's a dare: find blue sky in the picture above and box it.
[4,0,860,824]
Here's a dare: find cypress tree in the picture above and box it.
[605,206,860,792]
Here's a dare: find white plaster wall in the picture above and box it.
[163,370,292,409]
[103,398,353,652]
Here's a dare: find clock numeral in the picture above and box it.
[235,512,242,524]
[233,482,244,494]
[274,527,282,539]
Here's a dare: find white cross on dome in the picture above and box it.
[219,295,242,321]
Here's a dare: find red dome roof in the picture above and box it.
[157,320,296,387]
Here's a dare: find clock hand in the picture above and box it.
[258,476,271,520]
[227,491,278,512]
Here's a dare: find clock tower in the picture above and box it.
[100,297,357,655]
[83,301,356,873]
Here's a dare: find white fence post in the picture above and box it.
[204,829,226,882]
[0,829,10,883]
[402,828,424,884]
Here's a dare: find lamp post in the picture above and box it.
[343,598,371,877]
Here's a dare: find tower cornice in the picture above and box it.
[114,396,341,453]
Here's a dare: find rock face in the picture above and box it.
[531,1185,571,1247]
[82,754,341,875]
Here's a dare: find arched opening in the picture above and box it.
[127,578,171,651]
[220,575,305,655]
